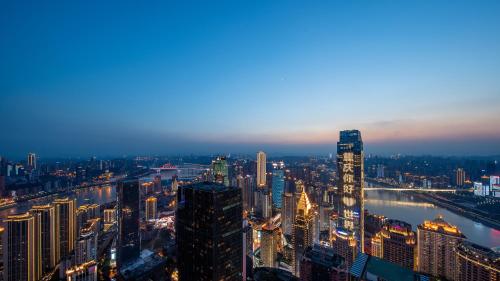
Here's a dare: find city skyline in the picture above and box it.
[2,1,500,157]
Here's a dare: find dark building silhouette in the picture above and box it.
[117,179,141,268]
[176,182,242,281]
[300,244,348,281]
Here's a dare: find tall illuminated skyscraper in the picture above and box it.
[260,223,280,268]
[336,130,364,259]
[257,151,267,187]
[212,156,229,186]
[30,204,57,274]
[417,216,465,280]
[176,182,242,281]
[145,196,157,221]
[54,197,76,260]
[4,213,41,281]
[281,192,295,236]
[117,179,141,267]
[292,190,313,276]
[271,161,285,209]
[27,152,36,169]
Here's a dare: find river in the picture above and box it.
[365,189,500,248]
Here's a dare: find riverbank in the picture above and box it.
[410,191,500,230]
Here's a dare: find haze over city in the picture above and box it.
[2,1,500,158]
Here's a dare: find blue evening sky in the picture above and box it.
[1,1,500,158]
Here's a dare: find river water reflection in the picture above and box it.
[365,189,500,248]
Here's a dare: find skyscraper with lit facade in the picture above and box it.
[292,190,313,276]
[257,151,267,187]
[4,213,41,281]
[371,219,416,270]
[260,223,280,268]
[30,204,56,274]
[117,179,141,267]
[456,168,465,187]
[27,152,36,170]
[455,241,500,281]
[212,156,229,186]
[272,162,285,209]
[54,197,76,260]
[282,192,295,236]
[417,216,465,280]
[335,130,364,261]
[145,196,157,221]
[176,182,243,281]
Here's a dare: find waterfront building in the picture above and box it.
[257,151,267,187]
[117,179,141,268]
[282,192,295,236]
[292,190,314,276]
[75,229,97,265]
[145,196,157,221]
[65,260,98,281]
[300,244,348,281]
[272,162,285,209]
[4,213,41,281]
[417,216,465,280]
[212,156,229,186]
[456,168,465,187]
[30,204,57,273]
[54,197,76,260]
[371,219,416,270]
[176,182,242,281]
[76,204,99,235]
[455,241,500,281]
[336,130,364,258]
[27,152,36,169]
[260,222,280,268]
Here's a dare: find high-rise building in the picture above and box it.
[65,260,98,281]
[336,130,364,258]
[254,188,272,219]
[300,244,348,281]
[27,152,36,169]
[4,213,41,281]
[455,241,500,281]
[371,219,416,270]
[456,168,465,187]
[117,179,141,267]
[417,216,465,280]
[54,197,76,260]
[292,190,314,276]
[176,182,242,281]
[238,174,255,212]
[260,223,280,268]
[330,228,357,269]
[145,196,157,221]
[30,204,57,274]
[272,162,285,209]
[212,156,229,186]
[153,175,162,193]
[282,192,295,236]
[350,253,426,281]
[75,227,97,265]
[257,151,267,187]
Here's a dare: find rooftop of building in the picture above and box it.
[457,241,500,265]
[253,267,299,281]
[418,215,466,238]
[119,249,166,280]
[303,244,345,269]
[183,181,238,192]
[350,253,428,281]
